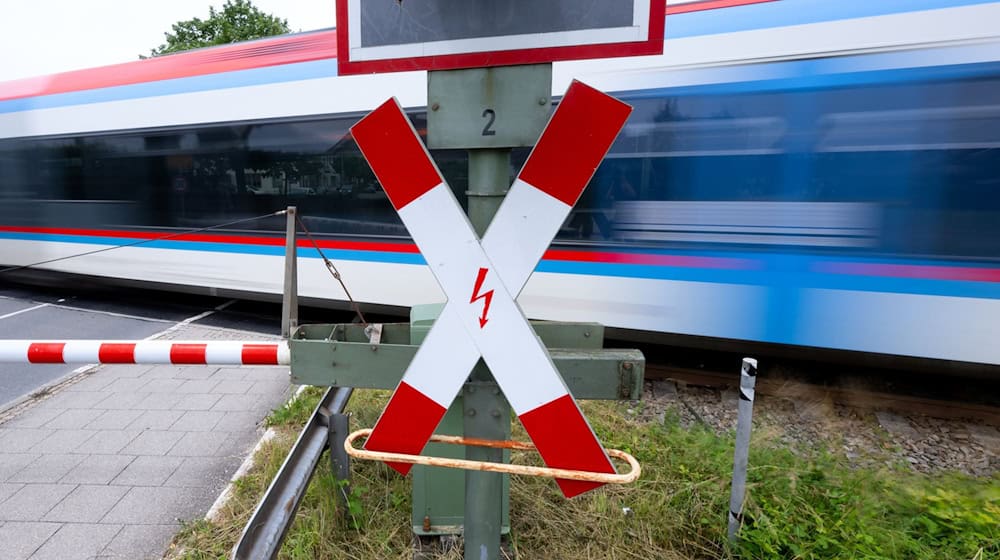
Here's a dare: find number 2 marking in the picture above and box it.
[481,109,497,136]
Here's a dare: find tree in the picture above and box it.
[144,0,290,58]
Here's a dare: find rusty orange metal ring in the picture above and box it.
[345,428,641,484]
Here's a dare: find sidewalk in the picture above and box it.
[0,324,292,560]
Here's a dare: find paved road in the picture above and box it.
[0,283,301,560]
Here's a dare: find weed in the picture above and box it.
[170,390,999,559]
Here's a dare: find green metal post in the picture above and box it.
[463,148,511,560]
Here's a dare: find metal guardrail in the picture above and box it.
[232,386,353,560]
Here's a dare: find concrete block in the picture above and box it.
[95,392,149,411]
[42,409,105,430]
[64,372,118,392]
[102,486,206,524]
[213,411,263,432]
[1,408,62,429]
[120,430,184,456]
[104,378,151,393]
[141,379,186,393]
[127,410,183,431]
[170,411,224,432]
[8,454,85,484]
[39,390,113,410]
[85,431,141,455]
[60,454,135,485]
[0,454,40,482]
[111,456,184,486]
[164,457,228,488]
[86,410,144,430]
[42,484,130,522]
[168,432,230,457]
[175,379,220,394]
[28,430,96,454]
[211,368,248,381]
[211,380,254,395]
[0,428,55,453]
[0,482,25,505]
[0,521,62,560]
[174,394,222,411]
[134,393,185,411]
[211,394,262,412]
[31,522,123,560]
[0,484,76,521]
[100,523,177,560]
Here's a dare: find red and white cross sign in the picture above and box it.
[351,81,631,498]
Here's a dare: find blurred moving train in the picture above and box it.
[1,0,998,365]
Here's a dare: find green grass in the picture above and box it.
[170,389,999,559]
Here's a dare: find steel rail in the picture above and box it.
[232,386,353,560]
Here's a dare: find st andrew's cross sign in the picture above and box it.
[350,81,632,498]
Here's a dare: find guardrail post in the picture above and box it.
[329,412,352,512]
[281,206,298,339]
[728,357,758,543]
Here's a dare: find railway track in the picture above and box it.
[646,364,1000,425]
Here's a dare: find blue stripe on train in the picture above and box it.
[4,231,999,300]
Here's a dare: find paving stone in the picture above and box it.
[0,521,62,560]
[0,429,55,453]
[30,522,123,560]
[42,485,130,523]
[104,378,151,393]
[95,392,149,411]
[41,409,105,430]
[102,486,205,524]
[0,454,40,482]
[100,523,177,560]
[242,367,289,382]
[0,484,76,521]
[134,393,185,411]
[168,432,231,457]
[146,365,200,380]
[39,390,113,410]
[85,410,144,430]
[164,457,229,488]
[211,367,248,381]
[85,431,141,455]
[28,430,96,454]
[175,379,220,394]
[170,411,224,432]
[101,364,153,379]
[211,380,254,394]
[111,455,185,486]
[248,380,291,395]
[120,430,184,456]
[211,394,262,412]
[127,410,184,431]
[141,379,186,393]
[174,394,223,411]
[213,411,264,432]
[1,408,62,429]
[60,454,135,485]
[64,373,118,392]
[8,454,85,484]
[0,482,25,505]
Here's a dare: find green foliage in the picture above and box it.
[172,391,1000,560]
[144,0,289,58]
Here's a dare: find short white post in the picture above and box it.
[728,357,758,542]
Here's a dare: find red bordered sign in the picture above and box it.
[335,0,666,75]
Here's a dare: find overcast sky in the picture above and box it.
[0,0,336,82]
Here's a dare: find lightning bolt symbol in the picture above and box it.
[470,267,494,329]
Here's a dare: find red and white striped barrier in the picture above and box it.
[0,340,289,365]
[351,81,631,498]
